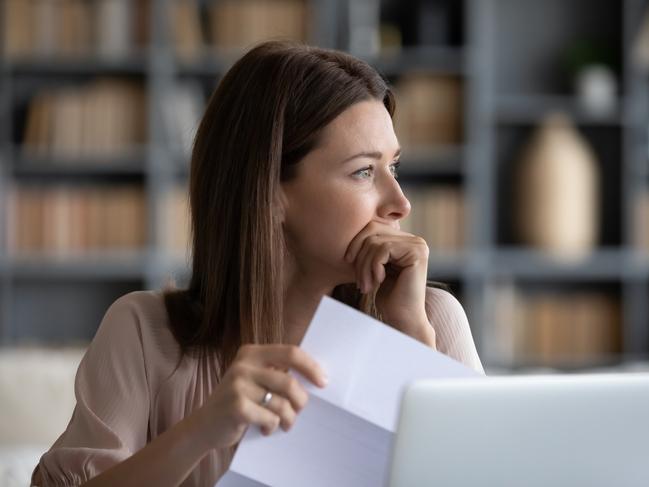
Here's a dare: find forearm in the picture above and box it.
[82,411,211,487]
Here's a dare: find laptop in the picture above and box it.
[388,374,649,487]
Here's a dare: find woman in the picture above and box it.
[31,40,483,487]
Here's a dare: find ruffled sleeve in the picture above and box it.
[31,293,152,486]
[425,287,485,375]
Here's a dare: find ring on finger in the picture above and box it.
[260,390,273,407]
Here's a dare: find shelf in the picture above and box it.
[364,46,465,76]
[6,250,150,280]
[489,248,629,281]
[175,55,231,77]
[398,145,464,177]
[2,54,149,77]
[494,95,624,126]
[427,253,466,278]
[10,148,147,178]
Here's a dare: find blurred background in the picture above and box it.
[2,0,649,483]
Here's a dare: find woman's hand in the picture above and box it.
[192,344,327,450]
[344,221,435,347]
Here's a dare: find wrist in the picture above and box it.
[186,405,216,454]
[386,312,436,348]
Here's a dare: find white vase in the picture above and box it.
[514,113,600,259]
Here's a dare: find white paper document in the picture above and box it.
[217,296,481,487]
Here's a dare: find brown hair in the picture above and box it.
[164,40,396,373]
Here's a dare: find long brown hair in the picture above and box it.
[164,40,396,373]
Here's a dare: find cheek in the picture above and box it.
[285,184,375,260]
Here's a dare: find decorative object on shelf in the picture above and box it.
[575,64,617,118]
[393,73,463,149]
[563,39,619,118]
[514,112,600,259]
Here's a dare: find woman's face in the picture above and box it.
[281,100,411,286]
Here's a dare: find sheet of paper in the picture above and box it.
[217,296,481,487]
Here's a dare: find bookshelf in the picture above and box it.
[1,0,648,372]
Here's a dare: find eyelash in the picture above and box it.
[353,160,401,180]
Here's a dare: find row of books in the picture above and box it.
[7,185,147,253]
[400,186,464,253]
[490,284,622,367]
[2,0,149,60]
[171,0,308,60]
[163,186,191,255]
[634,190,649,252]
[159,74,462,157]
[393,74,463,148]
[22,79,147,159]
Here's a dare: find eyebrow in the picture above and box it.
[340,147,401,164]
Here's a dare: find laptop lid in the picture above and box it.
[388,374,649,487]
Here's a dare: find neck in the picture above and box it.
[283,267,336,345]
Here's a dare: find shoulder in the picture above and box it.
[99,290,171,339]
[424,286,467,326]
[87,290,182,384]
[424,286,485,374]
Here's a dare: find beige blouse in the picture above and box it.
[32,288,484,487]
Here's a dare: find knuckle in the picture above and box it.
[228,362,246,378]
[284,375,299,395]
[230,376,245,394]
[237,344,250,357]
[295,390,309,410]
[280,398,294,418]
[414,236,428,248]
[237,344,257,360]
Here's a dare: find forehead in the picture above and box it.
[316,100,399,154]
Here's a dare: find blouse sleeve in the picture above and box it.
[31,294,151,486]
[425,287,486,375]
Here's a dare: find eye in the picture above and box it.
[352,165,374,179]
[390,160,401,179]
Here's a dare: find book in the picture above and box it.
[2,0,146,60]
[394,74,463,148]
[209,0,308,53]
[401,186,464,254]
[22,79,146,159]
[491,287,622,367]
[9,185,147,254]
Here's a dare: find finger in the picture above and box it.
[229,371,300,432]
[235,396,281,436]
[365,244,390,294]
[261,393,298,432]
[240,344,328,387]
[372,246,390,292]
[356,236,391,294]
[353,237,373,293]
[344,221,396,264]
[252,366,309,412]
[356,238,378,294]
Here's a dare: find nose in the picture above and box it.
[377,174,411,223]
